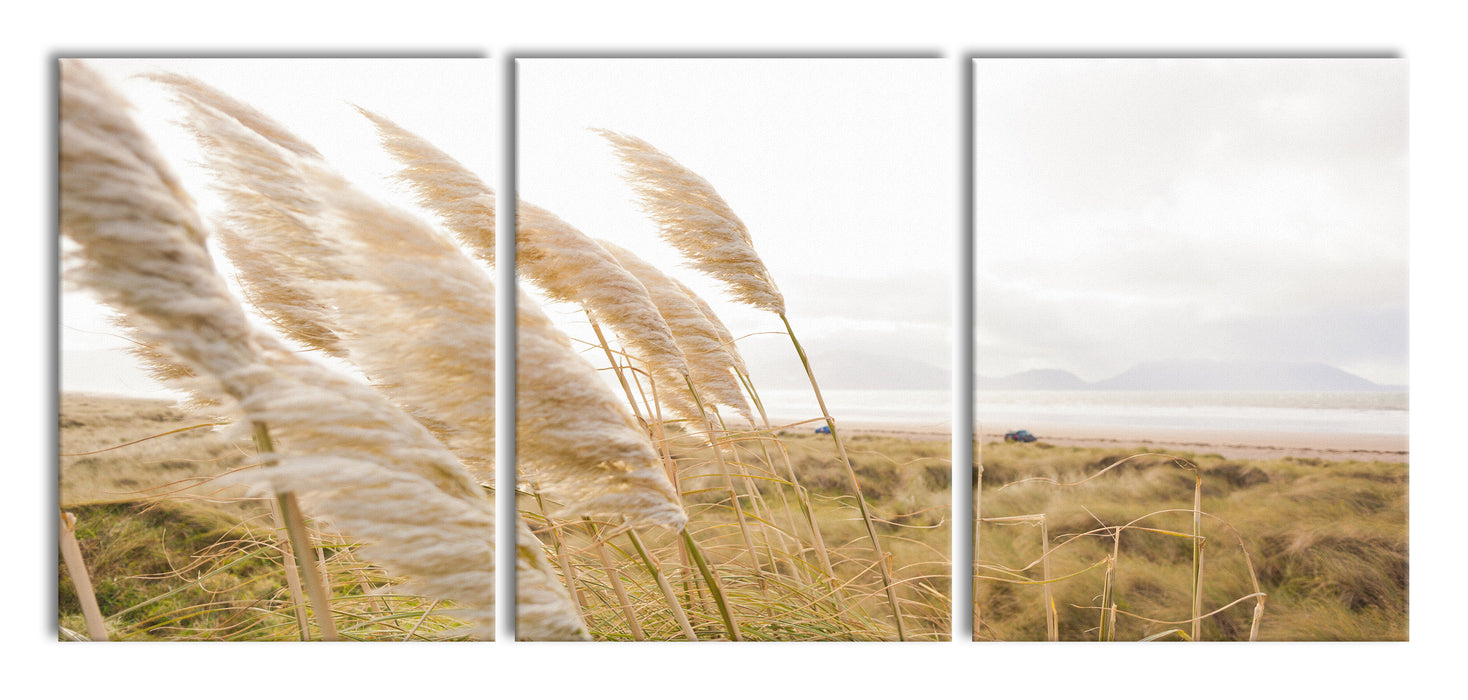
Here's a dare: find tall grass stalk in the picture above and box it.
[625,530,698,640]
[586,313,649,429]
[58,511,109,641]
[583,311,777,631]
[681,530,742,640]
[676,280,805,573]
[598,129,941,639]
[1190,465,1204,642]
[253,421,338,641]
[622,368,713,620]
[717,420,806,585]
[779,312,907,640]
[737,371,837,588]
[531,493,589,631]
[1242,542,1267,642]
[982,514,1062,640]
[1101,543,1118,641]
[264,495,312,639]
[682,376,763,573]
[974,435,983,638]
[586,521,645,640]
[1040,515,1057,641]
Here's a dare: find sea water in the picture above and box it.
[973,390,1408,435]
[756,389,1408,435]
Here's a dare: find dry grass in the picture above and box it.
[58,394,470,640]
[975,439,1407,641]
[61,61,581,639]
[59,62,952,641]
[522,427,953,640]
[59,394,953,641]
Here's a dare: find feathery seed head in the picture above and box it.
[674,277,749,376]
[64,62,587,639]
[159,77,501,479]
[595,128,786,315]
[356,106,496,262]
[598,240,753,425]
[516,290,688,531]
[515,199,688,377]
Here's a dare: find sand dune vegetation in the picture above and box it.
[57,59,950,641]
[974,439,1406,641]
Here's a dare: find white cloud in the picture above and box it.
[974,58,1408,385]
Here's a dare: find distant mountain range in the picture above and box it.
[976,359,1406,392]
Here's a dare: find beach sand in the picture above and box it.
[772,415,1408,463]
[768,415,954,443]
[976,421,1407,463]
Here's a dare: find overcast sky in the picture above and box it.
[974,58,1408,386]
[61,58,495,396]
[516,59,957,391]
[66,59,1407,395]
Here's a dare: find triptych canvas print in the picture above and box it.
[58,56,1406,642]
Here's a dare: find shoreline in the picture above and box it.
[768,415,954,443]
[772,413,1408,462]
[979,421,1407,462]
[63,393,1407,462]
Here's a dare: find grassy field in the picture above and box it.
[59,393,951,641]
[58,393,465,641]
[975,438,1408,641]
[61,392,1404,642]
[515,423,953,641]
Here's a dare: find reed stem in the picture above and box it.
[684,375,763,573]
[253,421,339,641]
[739,370,839,591]
[779,312,906,640]
[626,529,698,640]
[586,313,648,430]
[681,529,742,641]
[264,495,312,640]
[1040,515,1057,641]
[58,510,109,641]
[974,433,983,639]
[1191,467,1203,642]
[587,520,645,640]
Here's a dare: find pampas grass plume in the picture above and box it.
[515,198,690,381]
[62,60,587,640]
[596,129,785,315]
[516,289,688,530]
[598,240,752,424]
[356,106,496,262]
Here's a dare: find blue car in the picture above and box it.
[1004,430,1037,443]
[814,426,831,435]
